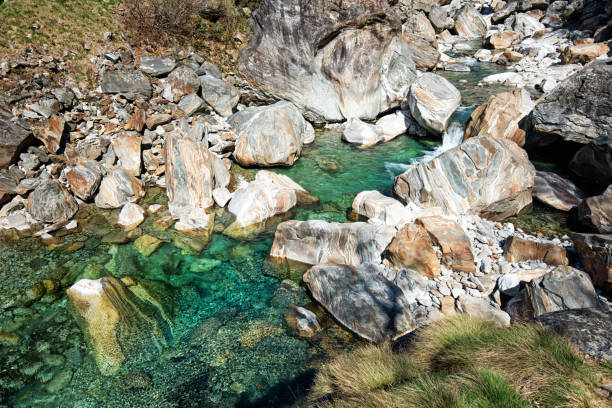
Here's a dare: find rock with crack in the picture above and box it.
[112,132,141,176]
[394,136,535,221]
[229,101,314,167]
[303,263,416,343]
[503,235,568,266]
[521,266,603,318]
[236,0,418,123]
[407,73,461,136]
[26,180,78,223]
[416,216,475,273]
[67,277,172,375]
[270,220,396,267]
[200,75,240,117]
[0,108,33,168]
[385,223,441,278]
[100,70,152,100]
[95,168,144,209]
[533,171,584,211]
[573,233,612,294]
[164,134,216,217]
[464,89,534,146]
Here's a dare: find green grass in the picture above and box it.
[309,316,611,408]
[0,0,122,57]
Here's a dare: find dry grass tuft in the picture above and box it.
[309,315,611,408]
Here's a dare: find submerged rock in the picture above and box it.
[408,73,461,136]
[229,101,314,167]
[67,277,172,375]
[26,180,78,223]
[573,233,612,294]
[464,89,534,146]
[303,263,416,343]
[533,171,584,211]
[270,220,396,267]
[503,235,568,266]
[236,0,417,122]
[394,136,535,221]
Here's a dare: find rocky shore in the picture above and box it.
[1,0,611,405]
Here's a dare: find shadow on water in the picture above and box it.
[235,369,317,408]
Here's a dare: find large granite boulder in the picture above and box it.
[569,137,612,192]
[25,180,78,223]
[573,233,612,294]
[236,0,418,123]
[67,277,172,375]
[100,70,152,100]
[533,171,584,211]
[401,14,440,71]
[407,73,461,136]
[269,220,396,267]
[464,89,534,146]
[0,109,32,168]
[95,169,144,209]
[200,75,240,117]
[569,193,612,234]
[229,101,314,167]
[394,136,535,221]
[454,6,487,38]
[165,134,217,217]
[531,60,612,146]
[416,216,475,273]
[303,263,416,343]
[523,266,603,318]
[385,223,440,278]
[536,308,612,363]
[503,235,568,266]
[224,171,314,238]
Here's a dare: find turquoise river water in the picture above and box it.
[0,62,516,407]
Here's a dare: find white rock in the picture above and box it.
[117,203,145,231]
[212,187,232,208]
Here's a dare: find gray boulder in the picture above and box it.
[269,220,396,267]
[531,60,612,146]
[573,233,612,294]
[408,73,461,136]
[394,136,535,221]
[524,266,603,318]
[139,57,176,77]
[26,180,78,223]
[100,70,152,99]
[533,171,584,211]
[236,0,418,123]
[0,109,32,168]
[536,308,612,363]
[200,75,239,117]
[229,101,314,167]
[569,136,612,192]
[303,263,416,343]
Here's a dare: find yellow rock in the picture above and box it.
[133,234,162,257]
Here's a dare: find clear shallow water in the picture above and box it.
[0,131,435,408]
